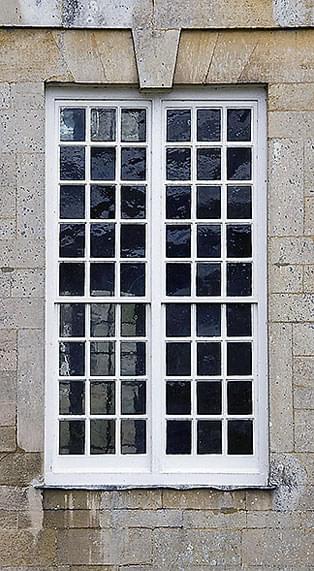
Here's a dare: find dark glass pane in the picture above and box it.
[120,342,146,376]
[59,341,85,376]
[166,303,191,337]
[90,263,115,296]
[227,109,251,142]
[59,224,85,258]
[227,148,252,180]
[197,109,221,142]
[227,342,252,376]
[121,224,145,258]
[227,263,252,296]
[166,225,191,258]
[121,148,146,181]
[121,381,146,414]
[60,146,85,181]
[197,421,222,454]
[60,303,85,337]
[227,186,252,219]
[166,148,191,181]
[60,108,85,141]
[166,381,191,414]
[228,420,253,454]
[59,263,85,296]
[90,419,115,454]
[197,186,221,219]
[121,109,146,142]
[121,304,146,337]
[91,148,115,181]
[228,381,252,415]
[120,263,145,296]
[121,186,146,219]
[227,225,252,258]
[166,263,191,296]
[166,342,191,376]
[121,420,146,454]
[90,185,115,219]
[91,108,116,142]
[196,263,221,297]
[227,304,252,337]
[90,223,115,258]
[90,341,115,376]
[166,186,191,219]
[197,381,222,415]
[196,304,221,337]
[197,148,221,181]
[197,342,221,376]
[59,420,85,454]
[197,225,221,258]
[90,304,115,337]
[166,420,191,454]
[90,381,115,415]
[60,185,85,219]
[167,110,191,142]
[59,381,85,415]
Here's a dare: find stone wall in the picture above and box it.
[0,17,313,571]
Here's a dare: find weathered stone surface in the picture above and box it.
[174,31,218,84]
[0,330,17,372]
[0,153,16,220]
[245,490,273,511]
[0,453,42,486]
[0,109,44,154]
[304,139,314,195]
[293,323,314,356]
[0,486,29,511]
[294,385,314,409]
[294,356,314,387]
[162,489,245,510]
[16,153,45,239]
[270,237,314,265]
[93,31,137,84]
[269,111,314,139]
[0,239,44,269]
[0,530,56,566]
[269,294,314,322]
[133,28,180,88]
[0,83,10,108]
[182,510,246,529]
[270,264,303,293]
[247,509,314,528]
[304,197,314,236]
[0,299,44,329]
[0,219,16,239]
[268,83,314,111]
[304,266,314,293]
[242,528,313,566]
[273,0,313,27]
[270,453,307,511]
[10,269,44,298]
[295,411,314,452]
[0,427,16,452]
[44,489,162,511]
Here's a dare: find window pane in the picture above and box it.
[166,342,191,376]
[90,185,115,219]
[90,341,115,376]
[167,109,191,142]
[90,263,115,296]
[227,381,252,415]
[59,263,85,296]
[60,185,85,219]
[227,186,252,219]
[166,225,191,258]
[121,381,146,414]
[197,342,221,376]
[167,420,191,454]
[121,420,146,454]
[197,421,222,454]
[166,303,191,337]
[197,225,221,258]
[90,419,115,454]
[197,148,221,181]
[166,381,191,414]
[227,304,252,337]
[59,341,85,376]
[227,148,252,180]
[227,225,252,258]
[121,148,146,181]
[121,304,146,337]
[60,108,85,142]
[91,148,115,180]
[121,109,146,142]
[166,148,191,181]
[59,381,85,415]
[121,224,145,258]
[60,146,85,181]
[228,420,253,454]
[120,342,146,376]
[90,381,115,415]
[59,224,85,258]
[60,303,85,337]
[91,108,116,142]
[121,185,146,219]
[166,263,191,296]
[197,186,221,219]
[196,304,221,337]
[197,109,221,142]
[166,186,191,219]
[197,381,222,415]
[120,263,145,296]
[227,109,251,142]
[90,304,115,337]
[227,263,252,296]
[227,342,252,376]
[90,224,115,258]
[59,420,85,455]
[196,263,221,296]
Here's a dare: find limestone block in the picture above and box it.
[10,269,44,298]
[269,323,293,452]
[0,486,29,511]
[273,0,313,27]
[0,403,16,426]
[293,323,314,356]
[0,372,16,402]
[270,237,314,265]
[111,509,183,529]
[0,153,16,219]
[16,153,45,239]
[205,31,259,84]
[304,266,314,292]
[0,109,44,153]
[152,528,241,567]
[11,82,45,110]
[294,356,314,387]
[245,490,273,511]
[44,509,102,529]
[269,111,314,139]
[162,489,245,510]
[304,197,314,236]
[0,426,16,452]
[0,329,17,372]
[174,31,218,84]
[304,139,314,196]
[0,239,45,268]
[132,28,180,89]
[294,385,314,409]
[268,83,314,111]
[242,528,313,566]
[57,528,152,565]
[295,411,314,452]
[270,264,303,293]
[60,0,152,28]
[0,271,11,297]
[182,510,246,529]
[17,329,44,452]
[0,219,16,239]
[247,510,313,528]
[0,530,56,566]
[268,139,303,236]
[53,31,106,83]
[0,452,42,486]
[0,510,18,529]
[0,299,44,329]
[111,489,162,510]
[0,83,10,108]
[269,293,314,322]
[93,31,137,84]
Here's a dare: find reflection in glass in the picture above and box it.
[59,381,85,415]
[91,148,115,180]
[59,224,85,258]
[90,263,115,296]
[197,342,221,376]
[121,109,146,142]
[120,342,146,376]
[59,341,85,376]
[121,304,146,337]
[90,223,115,258]
[121,186,146,219]
[227,263,252,296]
[166,148,191,181]
[166,186,191,219]
[121,224,145,258]
[90,341,115,376]
[90,381,115,415]
[59,262,85,296]
[166,225,191,258]
[197,381,222,415]
[90,419,115,454]
[227,186,252,219]
[166,381,191,414]
[228,381,252,415]
[227,109,251,142]
[120,263,145,297]
[197,148,221,181]
[196,263,221,297]
[197,109,221,142]
[197,186,221,219]
[60,146,85,181]
[121,148,146,181]
[60,108,85,142]
[166,420,191,454]
[167,109,191,142]
[59,420,85,454]
[166,263,191,296]
[228,420,253,454]
[90,185,115,219]
[121,419,146,454]
[166,303,191,337]
[197,225,221,258]
[60,303,85,337]
[227,342,252,376]
[227,148,252,180]
[121,381,146,414]
[196,304,221,337]
[227,225,252,258]
[60,185,85,219]
[91,108,116,141]
[197,421,222,454]
[227,303,252,337]
[166,342,191,376]
[90,304,115,337]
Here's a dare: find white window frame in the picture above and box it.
[45,86,268,488]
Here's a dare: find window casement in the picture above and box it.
[45,87,268,487]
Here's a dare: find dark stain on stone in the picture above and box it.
[62,0,80,27]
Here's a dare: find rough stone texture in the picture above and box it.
[132,27,180,88]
